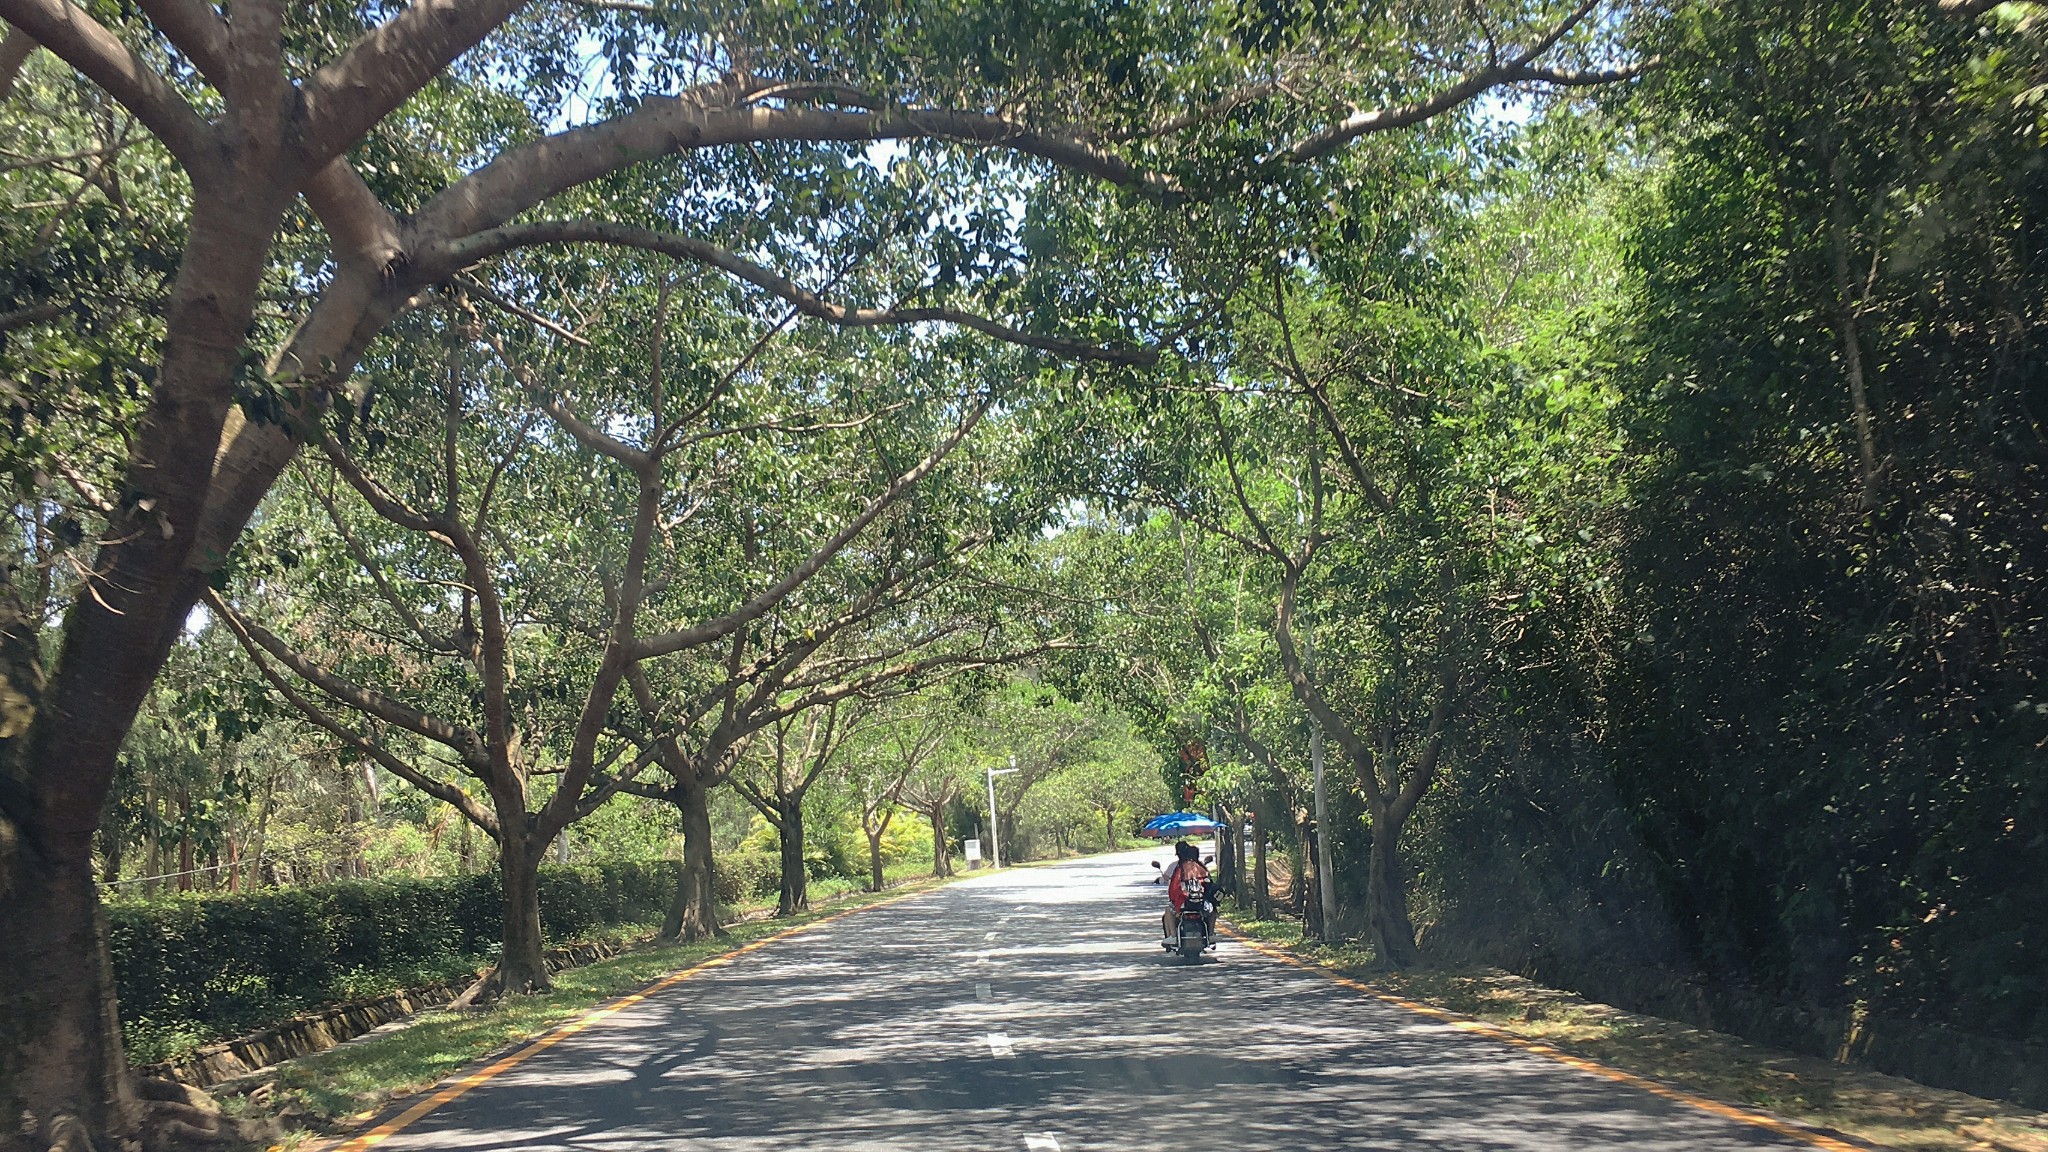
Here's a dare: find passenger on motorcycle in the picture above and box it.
[1161,840,1215,945]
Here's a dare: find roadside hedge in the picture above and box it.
[109,860,675,1061]
[714,849,780,905]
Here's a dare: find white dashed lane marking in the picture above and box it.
[986,1031,1015,1058]
[975,982,991,1000]
[1024,1137,1061,1151]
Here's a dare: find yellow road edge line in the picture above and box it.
[308,890,929,1152]
[1220,924,1868,1152]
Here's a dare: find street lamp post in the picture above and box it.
[988,757,1020,868]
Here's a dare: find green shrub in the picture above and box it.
[712,850,779,904]
[108,859,674,1063]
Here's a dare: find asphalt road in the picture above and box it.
[365,850,1834,1152]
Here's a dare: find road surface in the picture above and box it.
[357,850,1840,1151]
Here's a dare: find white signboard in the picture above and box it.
[964,838,983,863]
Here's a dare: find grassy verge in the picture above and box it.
[239,874,953,1144]
[793,858,944,906]
[1226,917,2048,1152]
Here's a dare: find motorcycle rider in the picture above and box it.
[1161,840,1214,946]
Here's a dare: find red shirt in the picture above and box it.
[1167,860,1209,912]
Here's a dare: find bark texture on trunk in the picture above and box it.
[997,810,1019,865]
[0,842,139,1152]
[662,781,720,941]
[1365,809,1419,967]
[1216,808,1238,897]
[927,806,951,877]
[2,180,294,1152]
[1297,812,1323,938]
[866,831,885,893]
[1829,189,1884,511]
[1252,811,1271,919]
[776,796,807,915]
[496,836,550,994]
[1103,809,1116,852]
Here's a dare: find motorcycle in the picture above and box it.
[1153,859,1218,961]
[1170,892,1216,961]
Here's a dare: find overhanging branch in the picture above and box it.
[630,393,994,661]
[436,219,1157,366]
[1285,0,1628,163]
[0,0,215,170]
[209,592,488,763]
[300,0,526,165]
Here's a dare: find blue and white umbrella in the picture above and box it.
[1138,811,1223,839]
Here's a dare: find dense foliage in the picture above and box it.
[4,0,2045,1140]
[1412,0,2048,1055]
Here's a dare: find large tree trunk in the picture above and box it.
[1366,809,1419,968]
[496,833,551,994]
[0,841,140,1152]
[1103,808,1117,852]
[1252,809,1271,919]
[1215,807,1238,898]
[1,183,295,1151]
[662,780,720,941]
[143,786,161,896]
[927,804,951,877]
[776,795,807,915]
[176,792,194,893]
[1297,810,1323,938]
[866,827,885,893]
[997,809,1019,864]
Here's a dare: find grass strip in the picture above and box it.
[1226,917,2048,1152]
[244,875,953,1144]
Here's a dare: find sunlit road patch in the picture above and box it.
[349,851,1839,1151]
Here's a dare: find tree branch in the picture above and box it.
[318,435,454,540]
[610,777,670,802]
[223,608,500,835]
[301,463,471,658]
[437,219,1157,366]
[181,158,407,588]
[1208,400,1294,568]
[1391,670,1457,821]
[1270,567,1377,805]
[0,25,36,101]
[1509,59,1657,86]
[731,775,778,824]
[207,590,492,771]
[1285,0,1612,163]
[0,0,215,170]
[134,0,229,83]
[574,740,665,819]
[1271,277,1395,514]
[772,643,1076,723]
[300,0,526,165]
[631,393,994,661]
[407,80,1177,252]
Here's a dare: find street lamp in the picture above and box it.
[987,756,1020,868]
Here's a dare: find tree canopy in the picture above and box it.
[5,0,2046,1148]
